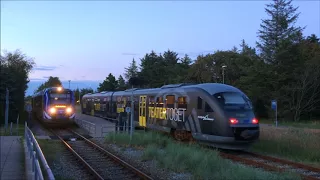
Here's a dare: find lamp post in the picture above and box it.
[222,65,227,84]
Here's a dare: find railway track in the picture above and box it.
[50,128,153,180]
[219,150,320,180]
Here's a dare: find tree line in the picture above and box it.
[97,0,320,121]
[0,50,35,124]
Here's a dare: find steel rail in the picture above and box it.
[68,129,153,180]
[219,152,319,180]
[50,129,104,180]
[243,151,320,173]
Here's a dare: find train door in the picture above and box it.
[91,98,95,116]
[139,95,147,127]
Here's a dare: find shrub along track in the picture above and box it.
[50,128,153,180]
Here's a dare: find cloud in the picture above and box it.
[42,76,50,79]
[122,53,139,56]
[33,65,58,71]
[29,78,45,81]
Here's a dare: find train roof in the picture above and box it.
[82,83,244,98]
[32,87,73,97]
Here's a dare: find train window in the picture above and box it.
[205,102,214,112]
[213,92,252,109]
[197,97,203,109]
[178,96,187,109]
[156,97,163,103]
[156,96,163,107]
[149,96,155,104]
[166,95,175,108]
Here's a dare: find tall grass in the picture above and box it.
[105,131,300,180]
[251,126,320,166]
[259,119,320,129]
[0,124,25,136]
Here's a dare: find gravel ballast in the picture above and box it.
[92,137,193,180]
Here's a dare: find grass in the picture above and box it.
[20,137,26,175]
[259,119,320,129]
[37,139,67,180]
[0,124,25,136]
[250,125,320,167]
[105,131,300,180]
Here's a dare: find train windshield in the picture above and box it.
[49,93,71,104]
[213,92,252,110]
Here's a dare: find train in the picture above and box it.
[31,87,76,126]
[81,83,260,150]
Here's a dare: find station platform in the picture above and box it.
[0,136,25,180]
[75,113,116,138]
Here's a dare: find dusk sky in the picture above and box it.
[1,1,319,94]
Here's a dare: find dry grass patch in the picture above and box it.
[251,125,320,167]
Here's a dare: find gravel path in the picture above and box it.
[92,137,193,180]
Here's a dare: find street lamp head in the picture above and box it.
[222,65,227,68]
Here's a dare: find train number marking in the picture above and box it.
[198,115,214,121]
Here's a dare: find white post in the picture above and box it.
[16,114,19,136]
[78,86,81,105]
[130,85,134,141]
[5,88,9,130]
[275,104,278,127]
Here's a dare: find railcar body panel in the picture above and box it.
[81,83,260,150]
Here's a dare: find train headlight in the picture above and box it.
[66,107,73,113]
[49,107,56,114]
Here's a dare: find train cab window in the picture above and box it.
[178,96,187,109]
[166,95,175,108]
[205,102,214,112]
[156,96,163,107]
[197,97,203,109]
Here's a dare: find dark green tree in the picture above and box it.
[35,76,62,93]
[162,49,180,84]
[256,0,303,65]
[176,54,193,83]
[124,58,139,81]
[139,51,165,88]
[0,49,35,124]
[97,73,118,91]
[117,75,126,90]
[74,87,94,103]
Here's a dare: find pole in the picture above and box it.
[5,88,9,130]
[222,68,225,84]
[275,103,278,127]
[16,114,19,136]
[68,80,71,89]
[130,85,134,141]
[77,86,81,105]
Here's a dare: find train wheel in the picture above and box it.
[173,130,193,141]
